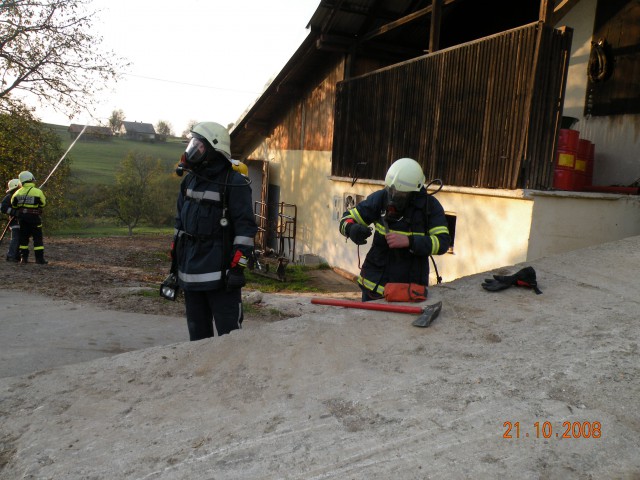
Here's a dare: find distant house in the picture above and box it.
[120,121,156,142]
[68,124,113,141]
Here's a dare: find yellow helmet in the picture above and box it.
[6,178,20,192]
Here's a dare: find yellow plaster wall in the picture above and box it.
[262,147,537,282]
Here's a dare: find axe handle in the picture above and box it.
[311,297,424,314]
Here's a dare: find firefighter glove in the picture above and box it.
[226,266,246,291]
[481,277,512,292]
[482,266,542,294]
[348,223,372,245]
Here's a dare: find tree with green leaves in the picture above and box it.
[0,0,127,119]
[101,152,166,236]
[1,0,126,225]
[0,111,69,230]
[146,172,181,226]
[155,120,173,142]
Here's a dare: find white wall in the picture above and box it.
[557,0,640,186]
[528,191,640,260]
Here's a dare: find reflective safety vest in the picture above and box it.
[11,182,46,214]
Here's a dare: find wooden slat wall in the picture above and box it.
[332,22,572,190]
[268,60,344,152]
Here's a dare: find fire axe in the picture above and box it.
[310,298,442,328]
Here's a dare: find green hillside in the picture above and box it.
[47,123,185,185]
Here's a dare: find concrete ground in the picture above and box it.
[0,236,638,479]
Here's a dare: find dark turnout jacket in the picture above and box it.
[1,190,19,226]
[339,188,450,296]
[174,161,257,291]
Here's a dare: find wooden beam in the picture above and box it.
[244,121,271,137]
[316,33,353,53]
[551,0,581,25]
[358,0,456,43]
[539,0,555,23]
[429,0,443,53]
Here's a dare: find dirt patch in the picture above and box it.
[0,235,359,321]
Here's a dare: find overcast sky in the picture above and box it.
[31,0,320,135]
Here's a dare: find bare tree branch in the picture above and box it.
[0,0,128,118]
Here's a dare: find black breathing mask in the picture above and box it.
[385,186,413,218]
[176,135,213,176]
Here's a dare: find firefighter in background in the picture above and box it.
[11,171,48,264]
[339,157,451,301]
[1,178,21,262]
[173,121,257,341]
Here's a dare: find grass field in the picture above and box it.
[46,123,185,185]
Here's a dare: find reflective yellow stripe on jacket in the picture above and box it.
[429,225,449,255]
[357,275,385,295]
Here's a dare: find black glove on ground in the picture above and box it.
[481,266,542,294]
[347,223,372,245]
[226,267,246,291]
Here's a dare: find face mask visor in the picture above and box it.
[385,186,412,212]
[184,136,208,165]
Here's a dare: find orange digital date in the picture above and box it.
[503,421,602,439]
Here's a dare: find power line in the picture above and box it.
[122,73,262,95]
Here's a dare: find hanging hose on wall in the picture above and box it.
[588,38,614,83]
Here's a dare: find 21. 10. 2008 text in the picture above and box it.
[503,421,601,439]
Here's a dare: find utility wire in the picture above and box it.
[122,73,262,95]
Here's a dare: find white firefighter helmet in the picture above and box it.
[18,171,35,185]
[384,158,425,192]
[6,178,20,192]
[187,121,231,163]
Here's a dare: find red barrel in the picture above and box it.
[574,139,591,191]
[553,129,579,190]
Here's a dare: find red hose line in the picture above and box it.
[310,297,423,314]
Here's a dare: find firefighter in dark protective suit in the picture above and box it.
[11,171,48,264]
[339,158,451,301]
[173,121,257,341]
[1,178,21,262]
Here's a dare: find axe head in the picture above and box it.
[412,301,442,328]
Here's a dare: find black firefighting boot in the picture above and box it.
[35,250,48,265]
[19,250,29,264]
